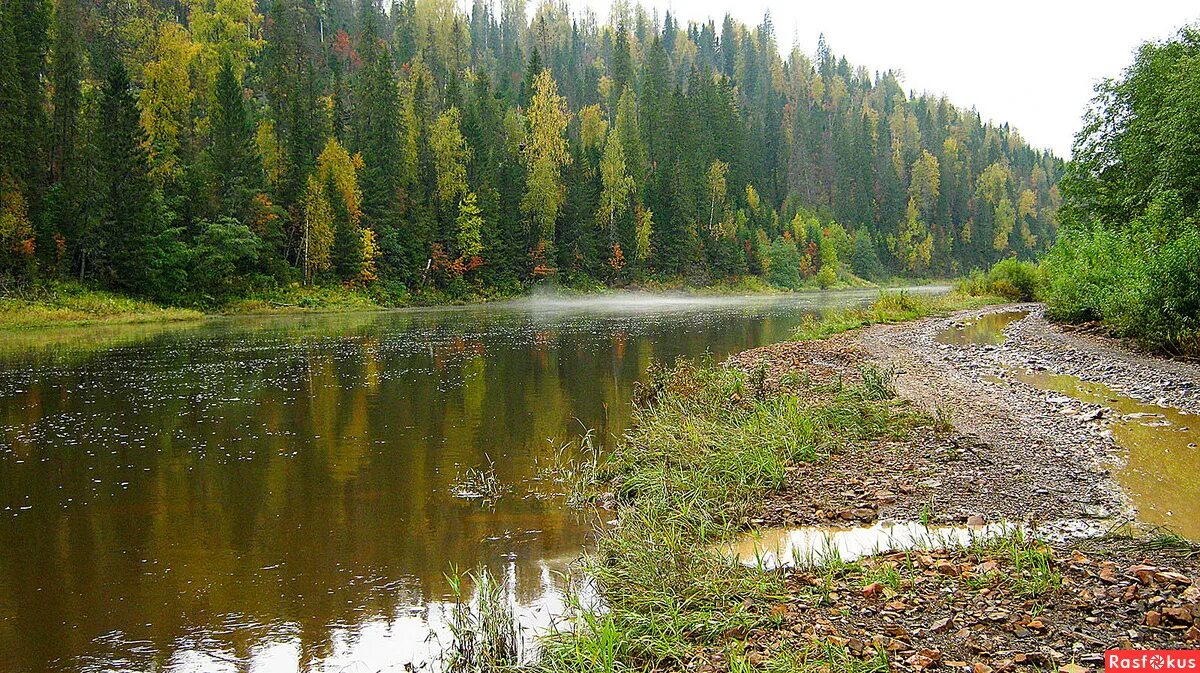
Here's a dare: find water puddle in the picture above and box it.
[935,310,1030,346]
[1001,368,1200,539]
[723,521,1018,570]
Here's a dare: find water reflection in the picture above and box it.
[1002,368,1200,540]
[0,288,945,672]
[724,521,1018,569]
[934,310,1029,346]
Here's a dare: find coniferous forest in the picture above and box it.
[0,0,1064,305]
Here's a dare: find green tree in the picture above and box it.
[456,190,484,261]
[207,57,261,219]
[521,69,571,261]
[92,58,175,295]
[597,131,634,246]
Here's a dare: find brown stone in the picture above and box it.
[1162,606,1194,624]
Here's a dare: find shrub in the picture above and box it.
[1043,222,1200,352]
[957,258,1044,301]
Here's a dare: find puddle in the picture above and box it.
[935,310,1030,346]
[1002,368,1200,540]
[724,521,1018,570]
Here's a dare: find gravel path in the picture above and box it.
[855,303,1200,531]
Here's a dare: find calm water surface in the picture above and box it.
[0,288,944,672]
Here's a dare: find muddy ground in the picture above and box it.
[718,304,1200,670]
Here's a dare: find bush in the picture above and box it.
[1043,223,1200,352]
[816,264,836,289]
[958,258,1044,301]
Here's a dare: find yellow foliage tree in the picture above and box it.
[431,107,471,207]
[522,70,572,245]
[302,138,364,283]
[140,22,199,187]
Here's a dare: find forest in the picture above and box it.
[0,0,1064,306]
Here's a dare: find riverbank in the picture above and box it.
[0,283,203,329]
[0,275,892,331]
[536,298,1200,672]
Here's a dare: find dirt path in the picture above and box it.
[856,303,1200,532]
[732,302,1200,534]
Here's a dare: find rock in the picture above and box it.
[936,560,961,576]
[1162,606,1194,624]
[907,649,942,670]
[862,582,884,598]
[1128,564,1159,584]
[966,514,986,526]
[1144,610,1162,627]
[1059,665,1087,673]
[931,617,953,634]
[975,560,999,574]
[1098,563,1119,583]
[1153,570,1190,584]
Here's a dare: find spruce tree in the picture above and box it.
[93,58,165,292]
[328,174,363,281]
[208,57,260,221]
[351,0,403,251]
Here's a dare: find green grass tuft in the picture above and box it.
[791,290,1002,341]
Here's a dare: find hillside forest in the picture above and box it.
[0,0,1064,304]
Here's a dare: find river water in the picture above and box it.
[0,288,944,672]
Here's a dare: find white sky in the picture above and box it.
[556,0,1200,157]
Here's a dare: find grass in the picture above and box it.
[1147,527,1200,555]
[967,529,1063,597]
[0,281,202,329]
[535,358,930,671]
[443,566,522,672]
[763,642,890,673]
[791,290,1003,341]
[218,283,389,315]
[451,456,508,505]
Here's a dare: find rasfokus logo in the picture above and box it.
[1106,651,1200,672]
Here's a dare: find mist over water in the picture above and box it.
[0,287,945,672]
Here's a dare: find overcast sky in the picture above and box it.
[556,0,1199,157]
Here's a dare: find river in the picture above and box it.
[0,287,945,672]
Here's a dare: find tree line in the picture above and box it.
[0,0,1064,304]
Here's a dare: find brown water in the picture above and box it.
[1005,369,1200,540]
[933,311,1200,541]
[0,288,946,672]
[934,310,1030,346]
